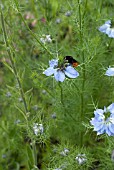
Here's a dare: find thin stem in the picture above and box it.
[1,8,39,169]
[14,0,53,58]
[58,82,77,121]
[32,141,38,168]
[78,0,86,147]
[1,9,28,114]
[58,82,64,106]
[108,38,113,49]
[82,0,88,19]
[99,0,103,13]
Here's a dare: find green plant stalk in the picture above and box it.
[30,0,36,14]
[78,0,86,147]
[58,82,77,121]
[99,0,103,13]
[1,10,28,114]
[32,141,38,168]
[58,82,64,106]
[108,38,113,49]
[82,0,88,18]
[1,9,38,169]
[14,0,53,58]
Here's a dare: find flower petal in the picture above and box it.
[64,66,79,78]
[105,125,113,136]
[105,20,111,25]
[107,103,114,114]
[93,122,104,131]
[108,29,114,38]
[45,35,52,43]
[106,27,111,35]
[43,67,55,76]
[97,126,105,135]
[105,68,114,76]
[94,109,105,121]
[54,70,65,82]
[49,59,58,67]
[98,23,110,34]
[108,123,114,135]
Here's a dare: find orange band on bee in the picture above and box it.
[72,62,79,67]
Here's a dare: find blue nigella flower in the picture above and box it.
[105,67,114,76]
[99,20,114,38]
[90,103,114,136]
[43,59,79,82]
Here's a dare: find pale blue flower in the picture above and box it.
[99,20,114,38]
[49,59,58,67]
[105,67,114,76]
[107,103,114,114]
[44,67,55,76]
[43,59,79,82]
[54,70,65,82]
[64,66,79,78]
[98,20,111,34]
[108,28,114,38]
[90,103,114,136]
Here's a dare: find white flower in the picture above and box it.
[56,18,61,24]
[40,34,52,44]
[75,154,87,165]
[33,123,44,135]
[51,113,56,119]
[32,105,39,111]
[15,119,21,124]
[45,35,52,43]
[40,37,46,44]
[60,148,69,156]
[6,92,11,97]
[65,11,72,17]
[18,97,23,102]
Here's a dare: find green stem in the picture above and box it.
[14,0,53,58]
[82,0,88,19]
[58,82,64,106]
[78,0,85,147]
[1,9,28,114]
[99,0,103,13]
[58,82,77,121]
[1,8,38,169]
[108,38,113,49]
[32,141,38,168]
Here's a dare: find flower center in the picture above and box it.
[111,21,114,28]
[57,62,68,71]
[104,112,110,121]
